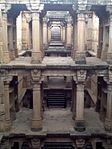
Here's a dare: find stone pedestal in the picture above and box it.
[105,84,112,132]
[74,83,85,131]
[31,12,42,64]
[75,52,86,64]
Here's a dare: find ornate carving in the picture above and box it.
[31,138,40,149]
[31,69,41,82]
[76,70,86,83]
[75,139,85,148]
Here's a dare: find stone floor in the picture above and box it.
[1,107,106,137]
[7,56,107,66]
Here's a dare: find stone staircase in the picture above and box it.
[46,90,67,108]
[42,142,74,149]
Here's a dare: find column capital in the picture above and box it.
[43,17,48,24]
[31,138,40,149]
[66,16,73,24]
[31,69,41,82]
[76,70,86,83]
[4,76,13,85]
[32,12,40,21]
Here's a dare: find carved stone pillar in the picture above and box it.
[72,78,76,120]
[101,25,108,61]
[72,17,77,59]
[0,8,4,63]
[62,26,66,44]
[4,79,12,130]
[75,13,86,64]
[31,70,42,131]
[107,7,112,63]
[74,70,86,131]
[66,16,73,49]
[2,12,10,63]
[105,83,112,131]
[48,26,51,44]
[22,12,30,50]
[31,12,42,64]
[43,17,48,50]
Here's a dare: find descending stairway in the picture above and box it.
[46,90,67,108]
[42,142,74,149]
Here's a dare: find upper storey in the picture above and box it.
[0,0,111,5]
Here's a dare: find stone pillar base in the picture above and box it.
[31,119,42,131]
[31,52,42,64]
[74,120,85,132]
[75,52,86,64]
[43,44,48,50]
[3,51,10,63]
[66,44,72,50]
[107,53,112,64]
[104,119,112,132]
[5,120,11,131]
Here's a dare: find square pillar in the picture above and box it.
[75,13,86,64]
[31,82,42,131]
[106,8,112,63]
[66,16,73,49]
[31,70,42,131]
[2,12,10,63]
[43,17,48,50]
[4,80,11,130]
[74,83,85,131]
[105,83,112,132]
[31,12,42,64]
[74,70,86,132]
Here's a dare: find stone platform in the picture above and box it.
[1,108,107,137]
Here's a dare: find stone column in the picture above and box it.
[72,78,76,120]
[66,16,73,49]
[101,25,108,61]
[0,8,4,63]
[62,26,66,44]
[48,26,51,44]
[72,16,77,59]
[22,12,30,50]
[2,12,10,63]
[31,70,42,131]
[75,83,85,131]
[31,12,42,64]
[105,83,112,131]
[4,80,11,130]
[43,17,48,50]
[75,13,86,64]
[107,13,112,63]
[74,70,86,131]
